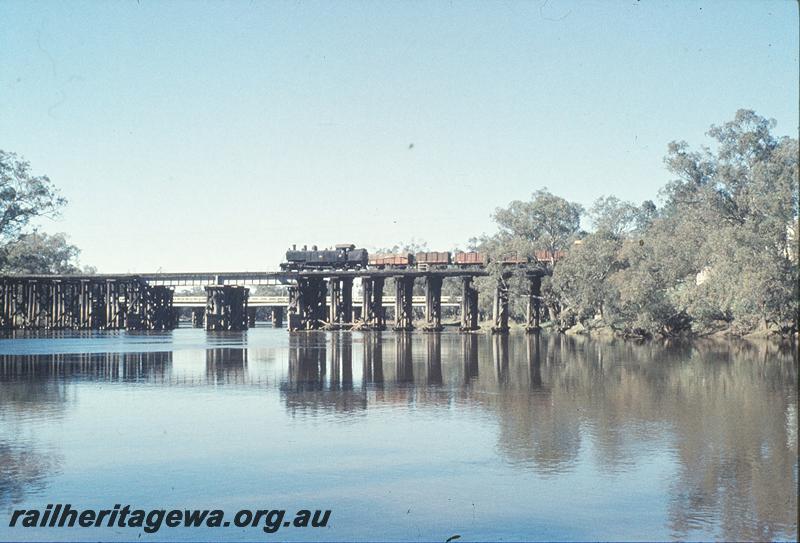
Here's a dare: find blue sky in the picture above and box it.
[2,0,797,272]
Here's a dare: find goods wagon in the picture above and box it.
[454,251,486,266]
[414,252,451,267]
[533,250,566,263]
[496,251,530,265]
[368,254,413,268]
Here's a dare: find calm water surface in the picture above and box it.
[0,329,796,541]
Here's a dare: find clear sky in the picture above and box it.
[2,0,798,272]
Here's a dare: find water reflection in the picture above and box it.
[282,333,367,415]
[362,332,383,387]
[0,352,173,384]
[205,348,248,385]
[0,440,61,509]
[462,334,479,383]
[395,333,413,384]
[0,331,795,540]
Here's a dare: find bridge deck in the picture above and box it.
[0,266,543,287]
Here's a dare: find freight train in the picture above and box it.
[281,246,555,271]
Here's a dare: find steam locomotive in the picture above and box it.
[281,244,369,271]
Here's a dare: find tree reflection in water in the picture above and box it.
[280,332,796,538]
[0,333,795,539]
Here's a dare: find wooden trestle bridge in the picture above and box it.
[0,267,544,333]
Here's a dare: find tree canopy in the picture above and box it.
[0,151,85,274]
[486,110,798,337]
[492,188,583,260]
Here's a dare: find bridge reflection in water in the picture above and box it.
[0,332,796,540]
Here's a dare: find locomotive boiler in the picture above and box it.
[281,244,369,271]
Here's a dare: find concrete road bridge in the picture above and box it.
[173,295,461,308]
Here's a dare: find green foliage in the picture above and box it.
[0,151,89,274]
[486,110,798,337]
[475,190,585,322]
[589,196,640,238]
[0,151,66,242]
[0,231,82,274]
[492,188,583,258]
[551,233,623,325]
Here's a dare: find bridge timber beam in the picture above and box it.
[147,285,176,330]
[491,274,511,334]
[423,276,443,332]
[288,277,326,331]
[0,277,176,331]
[360,276,385,330]
[525,273,543,333]
[191,307,205,328]
[327,277,354,329]
[460,276,479,331]
[393,276,415,331]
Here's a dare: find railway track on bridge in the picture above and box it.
[0,264,544,334]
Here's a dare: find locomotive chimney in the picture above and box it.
[312,245,318,251]
[303,245,307,250]
[292,244,296,250]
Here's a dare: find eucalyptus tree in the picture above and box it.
[0,231,82,274]
[491,188,583,260]
[615,110,798,335]
[0,151,89,274]
[549,110,797,336]
[0,151,66,242]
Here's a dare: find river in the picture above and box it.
[0,329,796,541]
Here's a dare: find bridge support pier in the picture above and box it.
[204,285,249,331]
[423,276,443,332]
[460,276,480,331]
[123,282,145,330]
[247,306,257,328]
[271,306,284,328]
[62,281,84,329]
[105,280,125,329]
[0,277,175,331]
[491,275,510,334]
[80,280,107,329]
[146,286,175,330]
[124,283,175,331]
[191,307,205,328]
[287,287,300,331]
[393,276,415,331]
[525,273,542,333]
[328,279,340,328]
[289,277,326,331]
[327,277,353,329]
[341,278,353,324]
[18,280,52,329]
[361,277,385,330]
